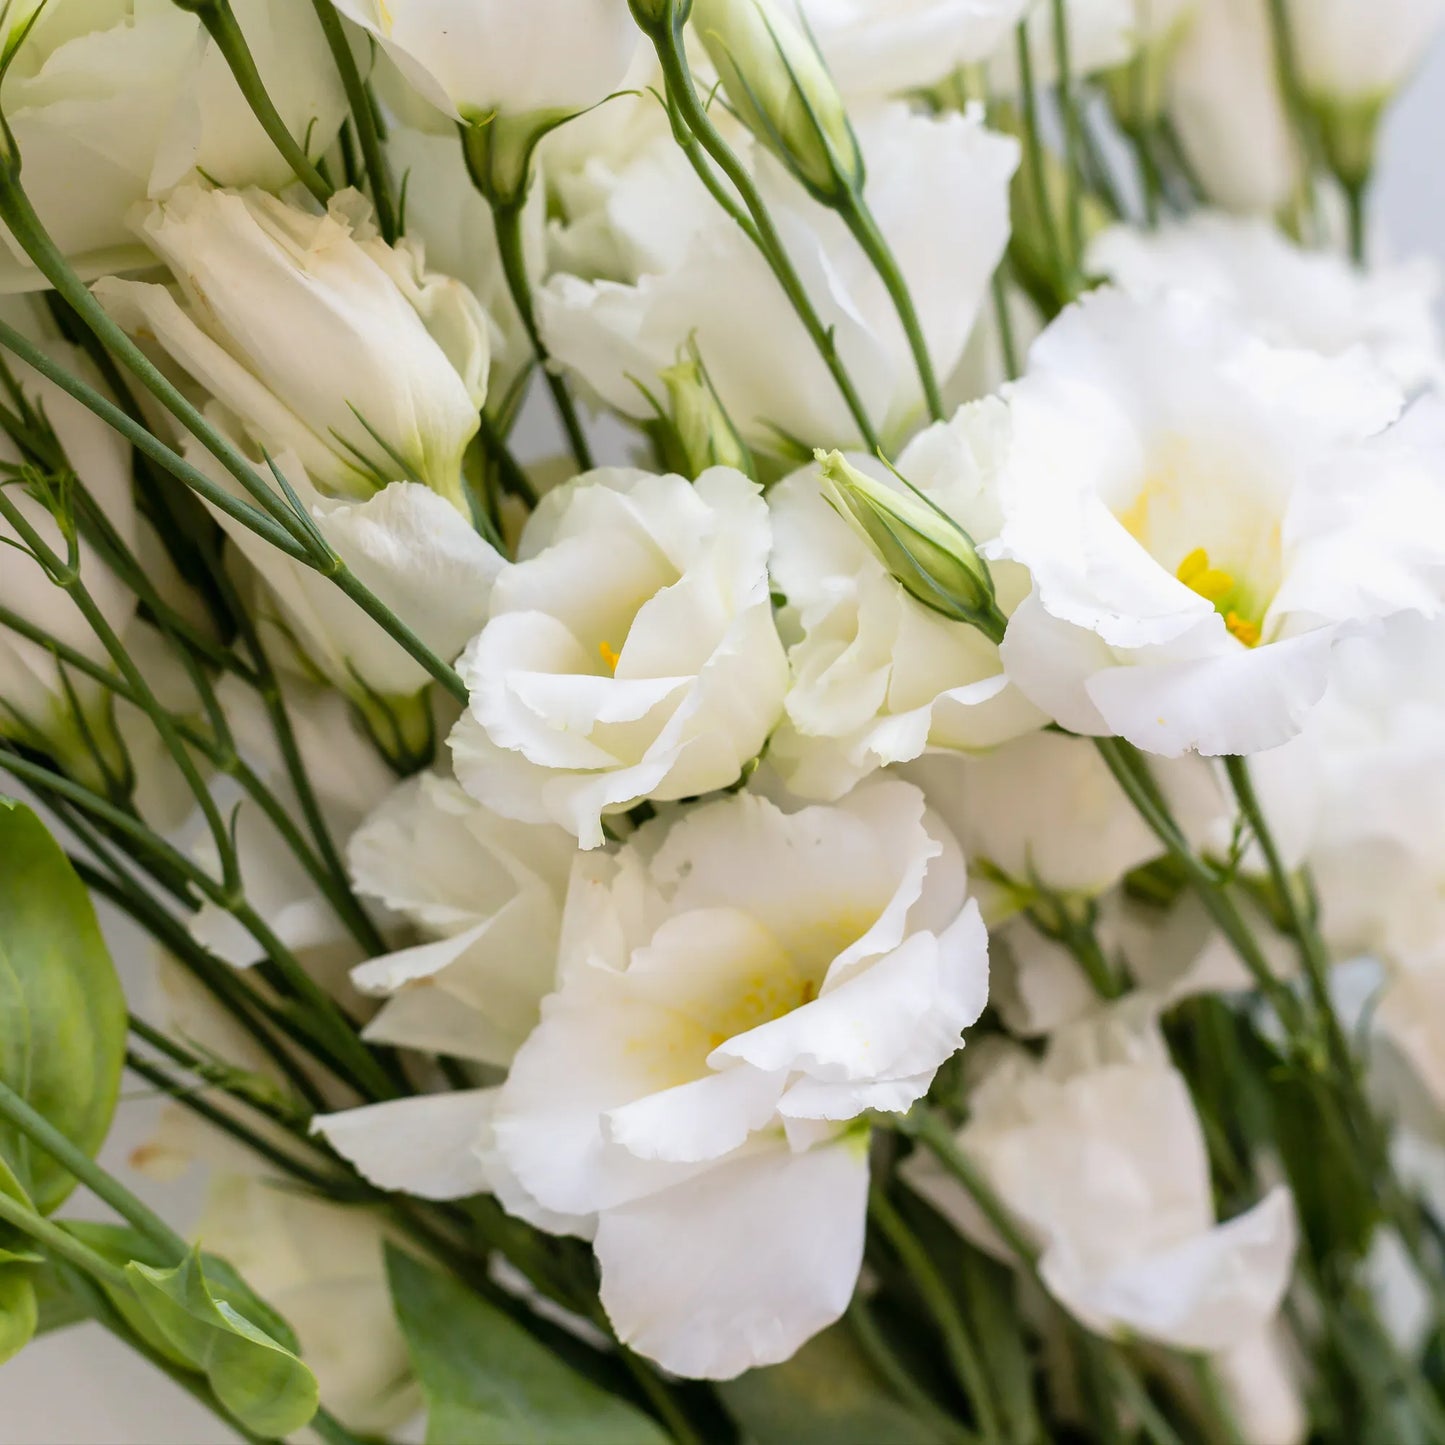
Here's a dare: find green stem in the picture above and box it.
[869,1185,1003,1442]
[476,404,539,510]
[186,0,332,206]
[991,264,1020,382]
[1094,738,1306,1031]
[847,1297,977,1443]
[488,194,595,472]
[308,0,396,241]
[1048,0,1085,268]
[0,1076,185,1258]
[0,1195,133,1288]
[834,187,944,422]
[1264,0,1322,240]
[1015,21,1068,294]
[616,1346,705,1445]
[641,11,883,452]
[1345,179,1367,264]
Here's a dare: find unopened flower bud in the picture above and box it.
[690,0,862,199]
[813,449,1002,639]
[656,355,755,480]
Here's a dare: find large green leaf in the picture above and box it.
[0,800,126,1214]
[123,1247,318,1438]
[0,1242,39,1366]
[719,1321,940,1445]
[385,1243,670,1445]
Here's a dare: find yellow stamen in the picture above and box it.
[1175,547,1235,603]
[1225,612,1261,648]
[598,640,622,672]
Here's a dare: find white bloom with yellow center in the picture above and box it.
[906,1002,1297,1352]
[449,466,789,848]
[489,782,988,1379]
[991,288,1445,757]
[767,401,1044,801]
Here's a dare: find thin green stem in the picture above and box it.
[308,0,396,240]
[1049,0,1085,267]
[1094,738,1305,1031]
[1345,179,1367,264]
[616,1346,705,1445]
[187,0,332,206]
[476,404,538,510]
[834,187,944,422]
[1264,0,1321,240]
[0,1195,133,1288]
[640,12,883,452]
[869,1185,1003,1442]
[847,1297,977,1444]
[991,265,1020,381]
[488,194,595,472]
[1015,21,1068,293]
[0,1076,185,1257]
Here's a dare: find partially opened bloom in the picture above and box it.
[0,0,348,288]
[1286,0,1445,108]
[539,103,1017,456]
[991,287,1445,757]
[94,187,490,509]
[184,446,503,752]
[492,782,988,1378]
[327,0,641,123]
[1165,0,1300,214]
[345,771,575,1065]
[449,466,788,847]
[767,401,1044,800]
[906,1002,1297,1351]
[1088,212,1445,394]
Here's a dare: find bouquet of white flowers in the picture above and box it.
[5,0,1445,1439]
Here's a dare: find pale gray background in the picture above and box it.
[5,46,1445,1445]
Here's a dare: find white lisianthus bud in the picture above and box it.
[655,354,755,479]
[1285,0,1445,186]
[905,1002,1298,1352]
[0,0,349,290]
[815,448,1002,637]
[93,187,490,511]
[327,0,642,124]
[690,0,863,198]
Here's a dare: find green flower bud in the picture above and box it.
[690,0,861,200]
[655,354,755,480]
[813,449,1004,642]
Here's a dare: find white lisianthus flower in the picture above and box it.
[183,445,503,746]
[344,772,575,1065]
[905,1002,1297,1352]
[788,0,1029,99]
[767,401,1044,801]
[0,0,349,289]
[1286,0,1445,107]
[327,0,641,123]
[991,287,1445,757]
[538,103,1017,456]
[449,466,788,848]
[1165,0,1300,213]
[93,187,490,510]
[0,335,137,780]
[489,782,988,1378]
[1088,213,1445,394]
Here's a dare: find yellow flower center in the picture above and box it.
[598,640,622,672]
[1174,547,1263,648]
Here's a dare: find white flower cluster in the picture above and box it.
[8,0,1445,1437]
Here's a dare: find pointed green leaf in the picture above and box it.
[123,1247,318,1437]
[385,1244,670,1445]
[0,800,125,1213]
[0,1257,36,1366]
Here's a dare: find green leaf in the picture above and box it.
[0,800,126,1213]
[719,1322,939,1445]
[0,1254,36,1366]
[123,1247,318,1438]
[385,1244,670,1445]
